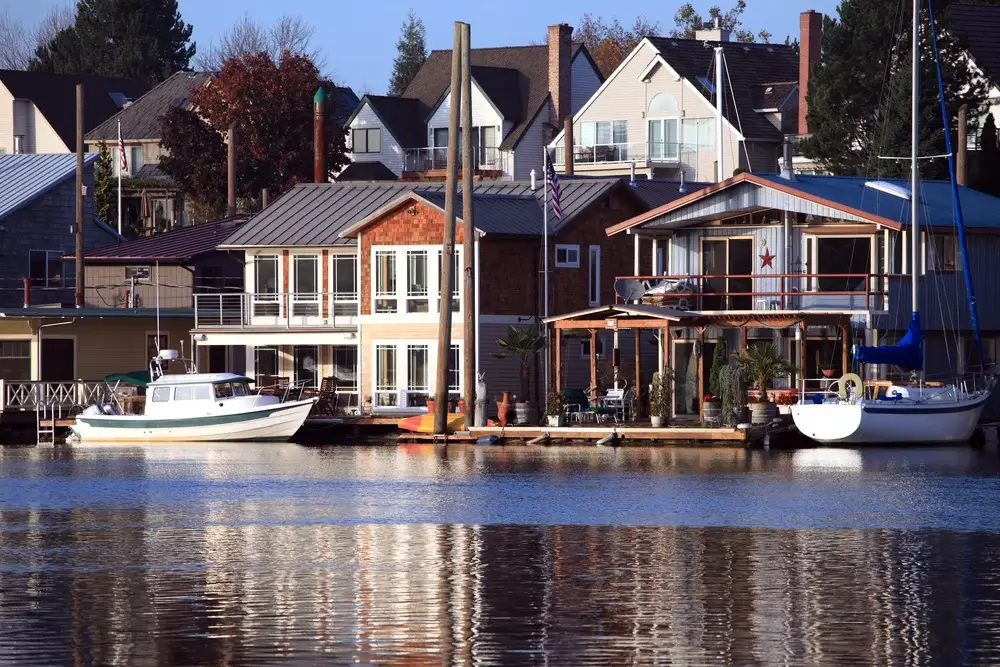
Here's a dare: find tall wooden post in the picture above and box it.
[589,329,598,398]
[75,84,84,308]
[554,326,562,393]
[434,23,463,435]
[227,124,237,217]
[841,325,849,376]
[958,104,968,186]
[314,87,327,183]
[697,328,705,421]
[799,321,808,384]
[633,329,641,417]
[460,22,476,430]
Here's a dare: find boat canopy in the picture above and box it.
[104,370,153,388]
[854,312,923,371]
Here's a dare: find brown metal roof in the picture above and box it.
[81,216,248,262]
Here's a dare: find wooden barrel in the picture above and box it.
[702,401,723,425]
[750,401,778,425]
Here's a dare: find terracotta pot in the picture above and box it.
[497,402,511,426]
[821,367,836,378]
[458,399,466,414]
[426,399,435,414]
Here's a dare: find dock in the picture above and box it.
[463,423,793,446]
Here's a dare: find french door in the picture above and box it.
[701,238,753,309]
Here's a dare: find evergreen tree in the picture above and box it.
[671,0,771,43]
[800,0,987,180]
[388,10,427,96]
[708,339,729,398]
[93,142,116,225]
[29,0,194,84]
[976,113,1000,196]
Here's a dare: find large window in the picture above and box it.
[375,250,397,313]
[807,237,871,292]
[406,250,429,313]
[436,250,460,313]
[406,344,430,407]
[681,117,715,150]
[332,346,357,391]
[928,234,958,272]
[332,254,358,316]
[294,345,318,387]
[253,254,280,316]
[580,120,628,162]
[648,118,678,160]
[375,344,397,407]
[0,340,30,381]
[352,128,381,154]
[254,346,279,385]
[29,250,63,287]
[292,255,319,317]
[372,246,462,315]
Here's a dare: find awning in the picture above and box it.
[104,370,152,388]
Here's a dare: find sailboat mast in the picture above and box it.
[911,0,920,314]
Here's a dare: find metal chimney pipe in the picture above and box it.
[630,160,635,185]
[314,87,327,183]
[530,168,537,191]
[780,137,796,180]
[262,188,269,210]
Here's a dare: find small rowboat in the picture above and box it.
[397,413,465,434]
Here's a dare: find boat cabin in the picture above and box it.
[144,373,259,416]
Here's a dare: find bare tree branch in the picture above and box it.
[195,13,326,72]
[0,5,74,70]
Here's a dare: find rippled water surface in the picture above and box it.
[2,444,1000,665]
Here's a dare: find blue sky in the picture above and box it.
[12,0,840,94]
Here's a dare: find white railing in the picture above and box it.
[552,142,693,166]
[194,292,359,329]
[1,380,107,411]
[403,146,507,173]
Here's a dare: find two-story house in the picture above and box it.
[0,70,148,155]
[192,175,704,413]
[594,164,1000,418]
[343,24,603,182]
[547,20,811,182]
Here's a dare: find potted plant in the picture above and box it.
[363,395,373,415]
[545,389,564,427]
[495,323,546,424]
[649,369,673,427]
[496,391,511,426]
[732,342,794,425]
[703,338,727,425]
[718,361,748,426]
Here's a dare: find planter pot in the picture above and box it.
[426,399,435,414]
[821,368,836,378]
[546,414,564,427]
[515,402,533,425]
[749,401,778,425]
[650,415,666,428]
[496,402,511,426]
[702,401,722,425]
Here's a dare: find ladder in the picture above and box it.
[36,401,61,446]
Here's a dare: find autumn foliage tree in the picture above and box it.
[159,50,349,217]
[574,15,659,78]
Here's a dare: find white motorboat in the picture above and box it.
[71,350,317,443]
[790,0,994,445]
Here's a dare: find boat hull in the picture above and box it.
[70,399,316,443]
[790,394,989,444]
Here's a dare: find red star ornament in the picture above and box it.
[759,248,777,269]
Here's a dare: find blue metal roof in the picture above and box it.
[0,153,99,222]
[755,174,1000,229]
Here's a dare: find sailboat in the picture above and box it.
[790,0,995,444]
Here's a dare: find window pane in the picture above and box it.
[449,345,460,392]
[255,256,278,295]
[816,237,871,292]
[375,250,397,313]
[353,129,367,153]
[434,128,448,147]
[699,118,715,149]
[332,346,358,389]
[589,247,600,305]
[193,385,211,400]
[151,387,171,402]
[581,122,596,146]
[214,383,233,398]
[376,345,397,406]
[596,121,612,145]
[333,255,357,297]
[406,250,429,313]
[294,256,318,294]
[174,385,194,401]
[612,120,627,144]
[368,128,380,153]
[255,346,278,382]
[29,251,47,286]
[294,345,318,387]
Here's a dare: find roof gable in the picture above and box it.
[85,71,211,142]
[0,70,148,149]
[348,95,426,149]
[0,153,99,222]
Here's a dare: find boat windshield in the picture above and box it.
[213,380,250,399]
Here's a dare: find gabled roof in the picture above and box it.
[643,38,799,140]
[219,176,668,248]
[0,70,148,149]
[607,172,1000,235]
[0,153,99,222]
[336,161,398,182]
[82,216,248,262]
[751,81,797,111]
[327,86,360,124]
[85,71,211,142]
[403,43,591,150]
[348,95,427,148]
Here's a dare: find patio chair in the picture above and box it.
[584,387,619,423]
[561,388,590,423]
[314,377,336,416]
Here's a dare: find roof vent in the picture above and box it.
[764,86,773,95]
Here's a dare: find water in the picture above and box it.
[1,444,1000,665]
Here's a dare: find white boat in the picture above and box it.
[790,0,994,445]
[70,350,317,443]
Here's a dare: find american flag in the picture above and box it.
[545,151,561,220]
[117,120,127,172]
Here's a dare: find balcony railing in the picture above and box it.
[552,142,693,167]
[403,146,506,173]
[614,274,887,312]
[194,292,359,329]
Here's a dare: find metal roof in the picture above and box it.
[82,216,248,262]
[0,153,99,222]
[220,177,631,248]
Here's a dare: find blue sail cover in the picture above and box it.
[854,312,923,371]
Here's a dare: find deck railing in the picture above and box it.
[194,292,359,329]
[402,146,507,173]
[614,273,886,312]
[0,380,108,411]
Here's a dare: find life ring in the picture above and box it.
[837,373,863,400]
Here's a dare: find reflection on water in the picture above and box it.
[0,444,999,665]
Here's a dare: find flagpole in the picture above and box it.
[542,147,549,402]
[117,120,122,236]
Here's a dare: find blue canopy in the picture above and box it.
[854,312,923,371]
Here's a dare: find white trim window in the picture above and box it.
[647,117,679,160]
[406,250,430,313]
[448,344,460,399]
[292,254,319,317]
[374,250,398,313]
[588,245,601,306]
[405,344,430,407]
[332,254,359,317]
[28,250,64,287]
[555,244,580,268]
[375,344,398,407]
[372,340,463,410]
[352,128,381,154]
[293,345,319,387]
[253,254,280,316]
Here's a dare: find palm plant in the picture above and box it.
[731,342,794,399]
[496,323,546,404]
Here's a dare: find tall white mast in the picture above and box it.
[715,45,724,182]
[911,0,920,314]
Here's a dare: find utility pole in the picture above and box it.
[75,84,84,308]
[460,22,476,430]
[434,22,463,435]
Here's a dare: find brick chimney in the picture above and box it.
[799,10,822,136]
[548,23,573,126]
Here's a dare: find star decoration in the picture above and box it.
[760,249,777,269]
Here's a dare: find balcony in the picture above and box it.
[552,142,694,169]
[614,274,887,312]
[402,146,507,179]
[194,292,359,329]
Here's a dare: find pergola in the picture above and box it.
[543,305,854,419]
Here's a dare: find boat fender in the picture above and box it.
[837,373,864,400]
